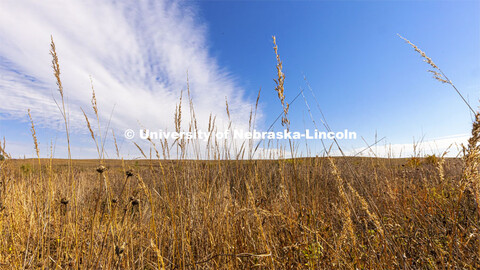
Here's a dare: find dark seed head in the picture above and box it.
[96,165,107,173]
[126,170,134,177]
[115,243,125,256]
[130,197,139,206]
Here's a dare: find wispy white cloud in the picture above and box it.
[0,0,256,156]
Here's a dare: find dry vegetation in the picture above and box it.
[0,36,479,269]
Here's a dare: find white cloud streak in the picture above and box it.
[0,0,256,156]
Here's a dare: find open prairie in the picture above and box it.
[1,1,479,269]
[0,156,479,269]
[1,34,479,270]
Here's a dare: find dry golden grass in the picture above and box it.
[0,157,478,269]
[0,36,479,269]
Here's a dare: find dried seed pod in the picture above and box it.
[96,165,107,173]
[115,242,126,256]
[130,197,139,206]
[126,169,134,177]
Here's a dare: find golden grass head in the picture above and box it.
[272,36,290,127]
[27,109,40,159]
[398,34,439,70]
[81,109,96,141]
[90,76,98,116]
[49,36,64,98]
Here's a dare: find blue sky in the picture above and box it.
[0,0,479,158]
[198,0,480,156]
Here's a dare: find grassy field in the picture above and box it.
[0,36,479,269]
[0,156,479,269]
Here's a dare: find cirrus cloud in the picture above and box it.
[0,0,258,158]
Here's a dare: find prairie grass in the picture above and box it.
[0,36,478,269]
[1,157,478,269]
